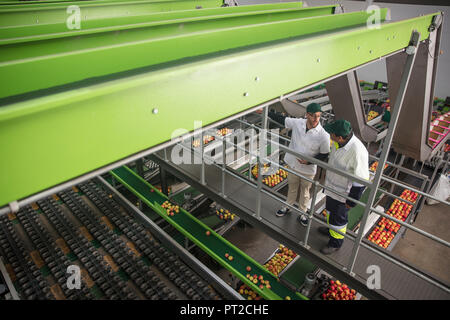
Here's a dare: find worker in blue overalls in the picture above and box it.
[320,120,370,255]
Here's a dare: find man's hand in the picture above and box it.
[345,204,351,209]
[297,159,308,165]
[255,108,263,114]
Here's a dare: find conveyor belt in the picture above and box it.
[151,150,450,300]
[111,165,308,300]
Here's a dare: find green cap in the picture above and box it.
[306,103,322,114]
[324,119,352,137]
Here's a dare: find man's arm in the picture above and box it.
[302,133,330,165]
[346,183,365,208]
[268,110,288,126]
[346,150,370,208]
[300,152,329,165]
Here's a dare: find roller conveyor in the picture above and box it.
[0,179,226,300]
[150,149,450,300]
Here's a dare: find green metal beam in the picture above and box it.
[0,2,314,39]
[0,0,225,27]
[0,8,371,100]
[0,0,222,10]
[0,0,181,4]
[0,12,440,209]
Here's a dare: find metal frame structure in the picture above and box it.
[142,29,449,296]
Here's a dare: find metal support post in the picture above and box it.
[256,155,263,219]
[303,181,318,248]
[256,108,268,219]
[221,137,226,197]
[346,31,421,274]
[200,131,206,185]
[248,129,255,180]
[262,105,269,130]
[136,158,144,209]
[160,167,169,197]
[390,154,405,194]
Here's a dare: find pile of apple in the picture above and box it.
[245,272,272,290]
[263,244,297,276]
[192,135,215,148]
[400,189,418,204]
[161,200,180,217]
[367,110,379,121]
[321,280,357,300]
[238,284,263,301]
[215,208,235,221]
[251,163,271,179]
[252,165,288,188]
[367,226,395,249]
[367,189,418,248]
[369,161,388,172]
[216,128,232,137]
[262,174,284,188]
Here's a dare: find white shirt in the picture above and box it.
[284,118,330,176]
[324,135,370,203]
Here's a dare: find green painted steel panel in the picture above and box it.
[0,9,376,100]
[0,2,308,38]
[111,165,308,300]
[0,13,439,208]
[0,0,222,11]
[0,0,181,4]
[0,0,224,26]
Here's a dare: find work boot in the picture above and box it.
[297,214,309,227]
[320,245,340,255]
[276,207,290,217]
[318,227,329,236]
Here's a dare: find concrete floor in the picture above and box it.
[391,202,450,285]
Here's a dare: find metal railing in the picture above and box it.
[161,33,450,294]
[171,114,450,294]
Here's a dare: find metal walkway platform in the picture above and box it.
[151,150,450,300]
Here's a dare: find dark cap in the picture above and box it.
[306,103,322,114]
[324,119,352,137]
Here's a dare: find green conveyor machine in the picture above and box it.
[0,0,443,299]
[111,165,307,300]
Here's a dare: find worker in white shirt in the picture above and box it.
[320,119,370,255]
[265,103,330,226]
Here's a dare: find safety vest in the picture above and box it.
[326,209,347,240]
